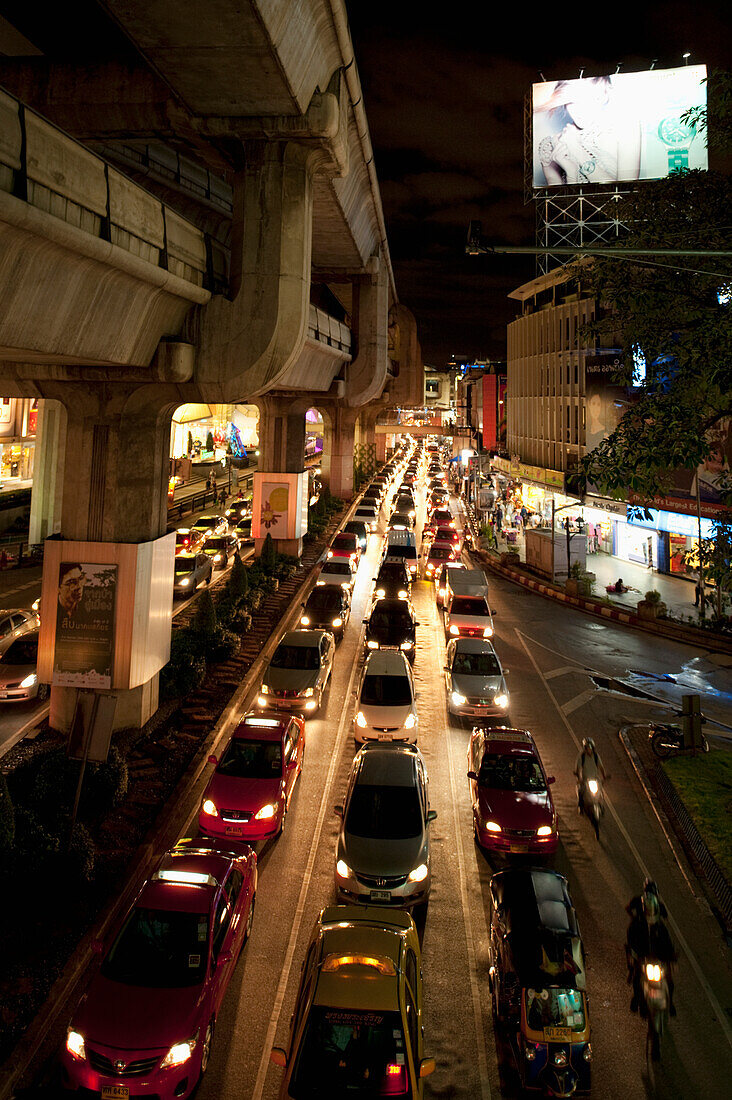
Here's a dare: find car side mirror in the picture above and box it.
[419,1058,436,1078]
[270,1047,288,1068]
[503,668,510,674]
[362,618,368,624]
[414,621,421,627]
[467,770,478,781]
[208,754,218,766]
[547,775,556,784]
[334,804,343,816]
[427,809,438,822]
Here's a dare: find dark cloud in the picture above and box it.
[348,1,731,364]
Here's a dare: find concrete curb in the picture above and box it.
[618,726,732,936]
[0,502,357,1098]
[475,551,732,655]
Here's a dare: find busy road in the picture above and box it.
[162,445,732,1100]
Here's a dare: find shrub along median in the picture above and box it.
[662,749,732,883]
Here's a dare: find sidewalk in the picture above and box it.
[495,526,706,624]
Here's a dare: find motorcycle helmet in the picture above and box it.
[643,878,659,897]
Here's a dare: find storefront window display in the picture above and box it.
[617,522,658,569]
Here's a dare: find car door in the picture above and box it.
[198,552,211,582]
[444,640,454,692]
[340,589,351,627]
[404,948,422,1091]
[210,890,234,1013]
[283,721,300,804]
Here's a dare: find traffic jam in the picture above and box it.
[60,439,675,1100]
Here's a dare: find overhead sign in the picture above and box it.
[532,65,707,188]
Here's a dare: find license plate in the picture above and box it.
[370,890,391,902]
[225,826,243,836]
[102,1088,129,1100]
[509,844,526,853]
[544,1027,571,1042]
[377,733,392,741]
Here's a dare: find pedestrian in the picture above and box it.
[520,505,528,526]
[205,473,212,491]
[495,504,503,532]
[694,581,703,608]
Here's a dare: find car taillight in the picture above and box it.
[382,1063,407,1094]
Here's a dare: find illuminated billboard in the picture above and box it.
[532,65,707,188]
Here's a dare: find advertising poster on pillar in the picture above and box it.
[252,472,306,540]
[53,563,117,688]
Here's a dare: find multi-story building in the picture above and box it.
[424,366,457,414]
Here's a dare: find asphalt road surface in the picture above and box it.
[177,474,732,1099]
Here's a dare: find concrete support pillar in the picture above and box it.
[326,406,359,500]
[47,383,176,732]
[254,393,310,557]
[345,255,389,408]
[29,399,66,544]
[375,429,387,463]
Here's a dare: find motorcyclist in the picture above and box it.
[626,890,677,1016]
[626,878,668,922]
[573,738,606,813]
[462,522,473,549]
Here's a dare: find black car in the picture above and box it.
[235,515,253,542]
[300,583,351,640]
[363,598,419,663]
[202,531,240,569]
[373,560,412,601]
[343,520,369,550]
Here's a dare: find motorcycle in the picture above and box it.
[579,776,605,840]
[641,958,670,1062]
[650,722,708,759]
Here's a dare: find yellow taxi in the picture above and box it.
[271,905,435,1098]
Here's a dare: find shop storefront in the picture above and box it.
[627,508,715,582]
[0,397,36,487]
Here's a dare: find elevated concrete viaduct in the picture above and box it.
[0,0,422,729]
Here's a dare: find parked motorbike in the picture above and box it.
[641,958,670,1062]
[649,723,708,759]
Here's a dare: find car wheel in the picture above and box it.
[244,893,256,941]
[199,1018,215,1079]
[277,810,286,837]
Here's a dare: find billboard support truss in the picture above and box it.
[533,184,634,275]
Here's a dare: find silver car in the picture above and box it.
[444,637,509,720]
[0,629,47,701]
[258,630,335,714]
[0,608,40,657]
[334,742,436,911]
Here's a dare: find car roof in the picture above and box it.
[453,637,498,655]
[175,552,198,562]
[356,742,421,786]
[363,650,411,676]
[474,728,537,754]
[371,598,412,614]
[139,843,237,913]
[278,630,327,646]
[314,920,405,1012]
[231,711,291,740]
[0,608,31,616]
[308,583,345,598]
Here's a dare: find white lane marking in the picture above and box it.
[545,665,583,680]
[429,596,492,1100]
[251,585,368,1099]
[515,627,732,1050]
[561,688,597,716]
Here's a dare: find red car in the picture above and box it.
[328,531,360,562]
[61,839,256,1099]
[426,507,454,533]
[423,541,458,579]
[199,711,305,841]
[433,524,462,550]
[467,728,558,855]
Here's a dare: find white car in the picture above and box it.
[316,556,357,591]
[354,650,418,746]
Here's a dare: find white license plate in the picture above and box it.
[509,844,526,853]
[225,826,243,836]
[370,890,391,902]
[377,733,393,741]
[102,1087,129,1100]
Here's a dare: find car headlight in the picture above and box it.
[20,673,37,689]
[449,625,460,635]
[66,1028,86,1061]
[451,691,467,707]
[300,615,310,625]
[438,587,445,597]
[426,564,434,572]
[332,618,342,628]
[537,825,553,836]
[409,565,417,573]
[327,550,333,558]
[398,589,408,599]
[301,687,314,697]
[255,802,278,820]
[404,713,416,729]
[257,696,267,707]
[355,711,367,728]
[179,577,190,587]
[553,1050,568,1067]
[375,588,386,597]
[305,700,318,711]
[161,1036,197,1068]
[400,640,413,650]
[485,820,501,833]
[341,581,350,589]
[367,640,379,649]
[408,863,429,883]
[260,684,270,694]
[202,799,218,818]
[524,1046,536,1061]
[483,626,494,638]
[494,693,508,708]
[336,859,351,879]
[214,554,223,562]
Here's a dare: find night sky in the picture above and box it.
[347,1,731,366]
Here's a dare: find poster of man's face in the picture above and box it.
[58,563,85,617]
[53,562,117,688]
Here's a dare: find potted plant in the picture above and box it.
[637,588,666,620]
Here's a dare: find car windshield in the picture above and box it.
[324,561,351,576]
[101,907,209,988]
[429,547,452,561]
[360,674,412,707]
[1,636,38,664]
[174,559,196,575]
[333,536,355,551]
[237,519,252,531]
[370,610,411,633]
[218,737,282,777]
[346,784,422,839]
[433,512,451,524]
[193,517,215,530]
[270,644,320,670]
[386,547,416,562]
[525,988,586,1033]
[478,753,546,792]
[345,524,365,536]
[378,564,407,583]
[452,597,489,617]
[289,1006,410,1098]
[307,589,342,612]
[206,537,227,550]
[435,529,455,540]
[453,652,501,676]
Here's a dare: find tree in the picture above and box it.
[228,553,249,602]
[206,430,214,454]
[193,589,217,638]
[260,532,278,573]
[579,70,732,505]
[187,430,193,456]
